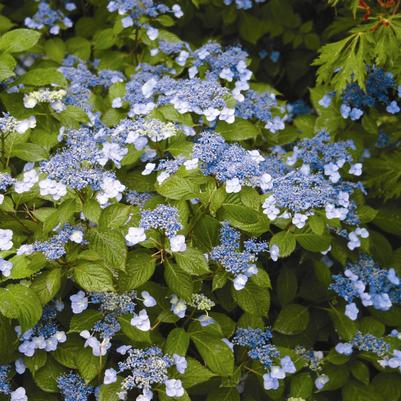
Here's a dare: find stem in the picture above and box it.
[1,132,6,169]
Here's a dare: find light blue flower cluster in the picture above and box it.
[286,100,312,121]
[17,301,66,357]
[150,40,284,128]
[125,190,153,208]
[0,172,14,192]
[232,328,296,390]
[210,222,269,290]
[40,137,111,191]
[330,254,401,320]
[70,290,156,356]
[287,131,358,180]
[193,132,272,193]
[294,346,328,390]
[60,56,125,112]
[235,89,280,130]
[107,346,186,400]
[320,67,400,120]
[25,1,75,35]
[0,365,11,395]
[41,118,127,205]
[187,42,252,85]
[223,0,267,9]
[140,205,182,238]
[107,0,183,30]
[262,170,359,226]
[57,372,94,401]
[18,224,84,260]
[335,331,390,357]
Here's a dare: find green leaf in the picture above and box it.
[75,345,105,383]
[33,356,66,393]
[181,357,216,388]
[164,261,193,300]
[328,306,358,340]
[371,373,401,401]
[73,262,114,292]
[0,53,16,81]
[69,310,103,333]
[99,204,132,230]
[118,251,156,291]
[0,29,41,53]
[313,33,368,94]
[216,119,260,141]
[53,335,81,369]
[277,268,298,306]
[308,215,325,235]
[0,315,18,363]
[273,304,309,335]
[54,105,89,128]
[20,67,67,87]
[11,143,48,161]
[156,175,199,200]
[0,284,42,332]
[98,379,123,401]
[190,332,234,376]
[350,361,370,385]
[175,247,210,275]
[24,350,47,373]
[232,282,270,316]
[94,28,116,50]
[342,380,382,401]
[44,38,66,63]
[87,229,127,271]
[192,215,220,251]
[217,204,269,236]
[164,328,190,356]
[290,372,313,399]
[30,268,62,304]
[83,198,102,224]
[373,209,401,236]
[206,387,240,401]
[270,231,296,257]
[295,233,331,252]
[9,254,46,280]
[323,363,350,391]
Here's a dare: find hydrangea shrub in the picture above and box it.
[1,1,401,401]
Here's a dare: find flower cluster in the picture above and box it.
[107,0,183,31]
[57,372,94,401]
[262,170,358,227]
[126,205,186,252]
[0,367,28,401]
[193,132,272,193]
[223,0,267,9]
[18,224,84,260]
[336,331,391,357]
[70,290,156,356]
[294,346,328,390]
[232,328,296,390]
[287,130,361,183]
[60,56,124,112]
[25,1,75,35]
[23,88,66,111]
[210,222,270,290]
[17,301,66,357]
[320,67,400,120]
[330,254,401,320]
[0,113,36,135]
[104,346,186,400]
